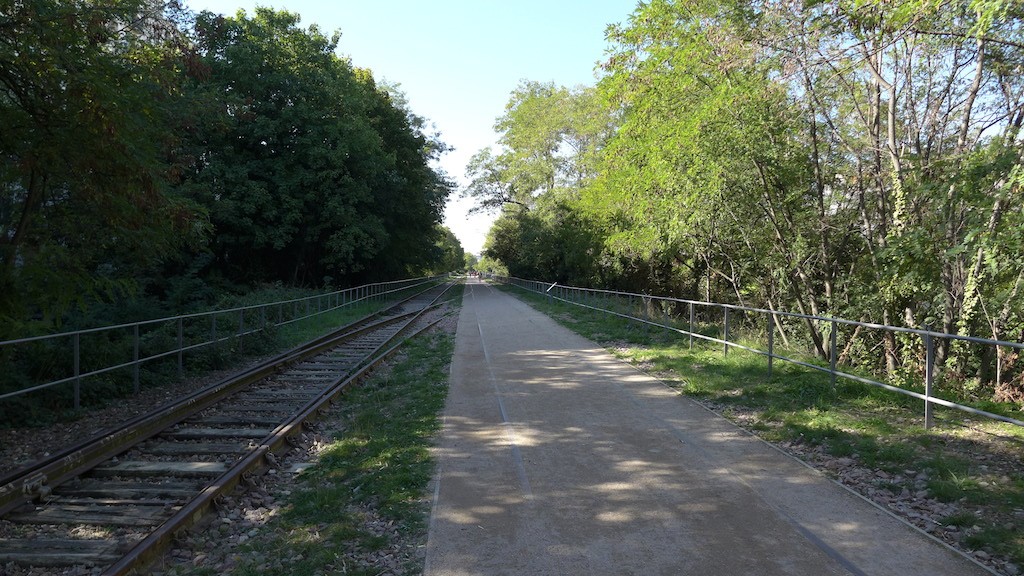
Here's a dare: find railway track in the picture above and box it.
[0,280,458,574]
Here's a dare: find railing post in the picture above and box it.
[133,324,140,394]
[723,307,730,356]
[767,313,774,379]
[996,343,1003,391]
[73,332,81,411]
[238,309,245,354]
[829,320,838,389]
[689,302,694,350]
[924,327,935,429]
[211,314,218,356]
[177,317,184,379]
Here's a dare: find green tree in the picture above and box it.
[593,0,821,309]
[183,8,451,286]
[585,0,1024,374]
[0,0,208,329]
[463,82,608,214]
[357,79,454,279]
[432,225,465,274]
[483,191,603,285]
[480,0,1024,397]
[746,0,1024,370]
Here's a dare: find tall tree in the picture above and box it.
[0,0,208,329]
[481,0,1024,394]
[183,8,452,286]
[432,225,465,274]
[463,82,608,214]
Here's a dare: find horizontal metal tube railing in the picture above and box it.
[0,275,446,406]
[491,275,1024,430]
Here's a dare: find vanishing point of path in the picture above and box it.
[422,278,991,576]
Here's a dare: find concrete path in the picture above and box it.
[423,279,991,575]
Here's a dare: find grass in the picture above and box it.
[208,324,455,576]
[498,282,1024,566]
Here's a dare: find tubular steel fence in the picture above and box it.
[0,276,445,409]
[493,275,1024,430]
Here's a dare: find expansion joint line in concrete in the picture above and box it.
[477,319,533,499]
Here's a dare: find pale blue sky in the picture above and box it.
[185,0,639,254]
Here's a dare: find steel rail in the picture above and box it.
[100,283,456,575]
[102,325,445,575]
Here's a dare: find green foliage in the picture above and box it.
[432,225,465,273]
[472,0,1024,404]
[475,254,508,276]
[0,0,210,328]
[203,330,454,576]
[483,192,604,285]
[183,9,453,285]
[0,285,391,428]
[463,82,609,214]
[1,3,453,348]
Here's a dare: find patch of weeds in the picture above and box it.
[827,436,858,458]
[224,330,454,576]
[874,442,916,468]
[928,470,982,503]
[942,511,979,527]
[965,525,1014,554]
[854,416,898,436]
[1000,478,1024,508]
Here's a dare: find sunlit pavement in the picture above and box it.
[423,278,991,576]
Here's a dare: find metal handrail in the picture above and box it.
[0,275,446,407]
[491,275,1024,429]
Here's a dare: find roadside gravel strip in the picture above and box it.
[423,278,992,575]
